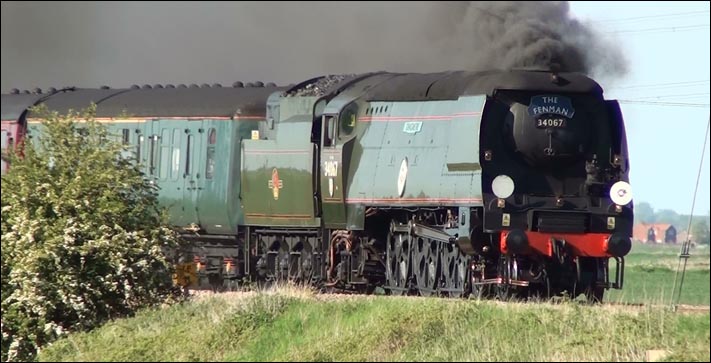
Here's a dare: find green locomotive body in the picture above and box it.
[3,70,633,300]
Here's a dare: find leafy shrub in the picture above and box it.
[1,104,183,362]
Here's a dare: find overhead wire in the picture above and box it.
[604,24,710,35]
[617,100,710,108]
[670,115,710,311]
[592,10,710,24]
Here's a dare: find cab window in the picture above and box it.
[340,103,358,137]
[322,116,336,147]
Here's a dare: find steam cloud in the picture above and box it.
[1,1,627,91]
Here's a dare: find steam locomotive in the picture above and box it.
[1,69,633,302]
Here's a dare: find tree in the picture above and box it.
[634,202,655,224]
[691,220,710,245]
[655,209,680,226]
[1,104,184,362]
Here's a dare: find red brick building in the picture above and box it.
[633,223,678,244]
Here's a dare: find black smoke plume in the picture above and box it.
[1,1,626,91]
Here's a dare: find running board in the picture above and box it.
[411,223,455,243]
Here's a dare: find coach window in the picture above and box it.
[159,129,171,180]
[340,103,358,138]
[185,134,193,175]
[205,128,216,179]
[137,133,143,163]
[171,129,181,180]
[149,135,157,176]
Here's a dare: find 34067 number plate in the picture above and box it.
[536,118,566,128]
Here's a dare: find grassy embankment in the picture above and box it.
[38,243,710,362]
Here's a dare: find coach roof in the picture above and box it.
[23,86,285,119]
[2,93,50,121]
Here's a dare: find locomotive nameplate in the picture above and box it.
[529,95,574,129]
[528,95,575,118]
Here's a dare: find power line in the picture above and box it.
[617,93,711,100]
[617,100,710,108]
[593,10,710,24]
[662,95,711,101]
[630,92,711,100]
[605,24,710,35]
[612,90,711,99]
[671,114,710,312]
[609,80,710,90]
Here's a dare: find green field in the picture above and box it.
[606,243,710,306]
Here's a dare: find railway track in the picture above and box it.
[184,285,710,313]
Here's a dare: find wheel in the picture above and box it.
[470,271,487,300]
[584,286,605,304]
[208,273,224,292]
[494,256,515,301]
[441,244,468,298]
[414,237,439,297]
[527,275,551,301]
[494,284,508,300]
[386,230,410,296]
[576,257,605,304]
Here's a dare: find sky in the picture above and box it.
[569,1,710,217]
[1,1,709,216]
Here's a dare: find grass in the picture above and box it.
[36,243,711,362]
[624,243,710,271]
[607,243,710,306]
[36,291,294,362]
[39,287,710,362]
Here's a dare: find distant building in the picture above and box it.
[664,225,677,243]
[633,223,679,244]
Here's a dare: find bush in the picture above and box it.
[1,104,183,362]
